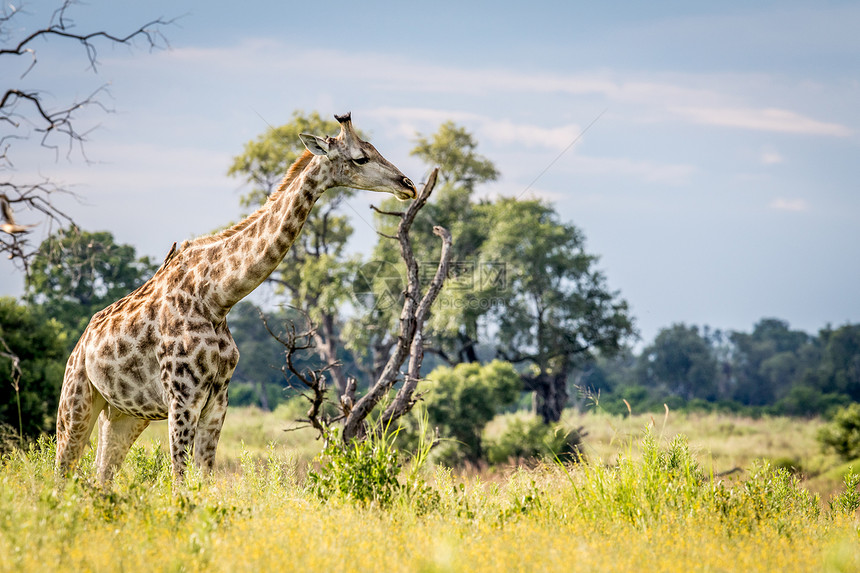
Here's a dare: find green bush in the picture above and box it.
[818,403,860,461]
[306,420,438,511]
[0,297,68,441]
[307,428,401,507]
[829,468,860,515]
[773,386,849,417]
[423,360,520,464]
[486,414,584,465]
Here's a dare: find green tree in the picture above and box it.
[411,121,499,192]
[577,348,639,410]
[0,297,67,440]
[423,360,520,463]
[484,198,635,423]
[815,324,860,401]
[729,318,813,406]
[228,302,288,410]
[364,123,634,423]
[227,111,361,395]
[25,227,157,346]
[638,324,719,401]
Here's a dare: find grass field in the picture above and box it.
[1,407,858,572]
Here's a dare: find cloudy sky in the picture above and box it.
[2,0,859,343]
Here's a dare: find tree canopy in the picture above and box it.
[0,297,67,440]
[25,227,157,347]
[423,360,520,463]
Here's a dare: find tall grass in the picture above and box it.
[1,421,858,572]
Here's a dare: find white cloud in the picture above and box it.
[769,198,809,212]
[671,106,853,137]
[761,150,785,165]
[364,106,695,186]
[482,120,582,150]
[139,42,855,139]
[366,106,582,151]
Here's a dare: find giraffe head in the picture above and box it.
[299,113,417,200]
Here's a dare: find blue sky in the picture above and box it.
[2,0,859,344]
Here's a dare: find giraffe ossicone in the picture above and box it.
[54,113,416,483]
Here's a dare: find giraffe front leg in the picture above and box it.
[167,398,202,481]
[192,321,239,474]
[193,383,229,474]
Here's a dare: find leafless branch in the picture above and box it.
[0,335,22,444]
[0,1,174,268]
[0,336,21,393]
[370,204,405,218]
[375,231,398,241]
[1,1,173,76]
[343,168,453,440]
[0,180,77,274]
[260,308,334,436]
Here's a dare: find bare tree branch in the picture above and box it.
[0,0,172,75]
[342,168,453,440]
[0,1,174,268]
[379,223,452,427]
[370,204,405,218]
[259,308,334,436]
[0,335,23,443]
[0,180,76,273]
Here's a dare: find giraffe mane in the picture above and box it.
[193,150,315,246]
[273,149,315,197]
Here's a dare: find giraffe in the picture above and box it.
[55,113,416,483]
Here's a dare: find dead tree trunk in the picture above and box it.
[342,168,451,441]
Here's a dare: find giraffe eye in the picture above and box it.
[352,157,370,166]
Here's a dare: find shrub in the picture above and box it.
[818,403,860,461]
[306,416,438,511]
[486,414,584,465]
[774,385,849,417]
[829,468,860,515]
[306,427,401,507]
[423,360,520,464]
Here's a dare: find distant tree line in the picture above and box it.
[581,319,860,417]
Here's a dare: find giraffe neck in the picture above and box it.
[185,151,332,320]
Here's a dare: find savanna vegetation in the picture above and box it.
[1,409,859,572]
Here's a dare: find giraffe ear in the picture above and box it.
[299,133,330,156]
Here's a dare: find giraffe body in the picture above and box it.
[55,114,416,482]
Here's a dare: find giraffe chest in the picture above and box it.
[82,305,238,420]
[85,338,168,420]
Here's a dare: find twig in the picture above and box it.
[0,336,22,445]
